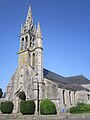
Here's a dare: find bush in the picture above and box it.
[20,100,35,115]
[70,103,90,114]
[70,106,81,114]
[1,101,14,114]
[77,102,85,106]
[40,99,57,115]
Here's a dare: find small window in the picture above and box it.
[30,42,32,47]
[63,90,65,105]
[87,94,90,100]
[20,82,22,84]
[30,36,32,41]
[24,29,27,33]
[21,74,23,77]
[21,38,24,50]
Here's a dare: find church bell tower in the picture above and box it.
[18,6,36,67]
[6,5,45,113]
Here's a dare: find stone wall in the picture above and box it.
[75,90,90,104]
[44,78,76,112]
[0,113,90,120]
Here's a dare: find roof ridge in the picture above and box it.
[66,74,84,78]
[43,68,65,78]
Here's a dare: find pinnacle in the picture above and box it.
[36,21,42,38]
[28,5,32,14]
[37,21,41,32]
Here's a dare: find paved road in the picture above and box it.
[0,114,90,120]
[65,117,90,120]
[0,117,90,120]
[60,116,90,120]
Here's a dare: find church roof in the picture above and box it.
[43,68,67,84]
[57,83,86,91]
[66,75,90,84]
[43,68,90,91]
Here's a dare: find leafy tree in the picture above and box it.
[0,88,3,98]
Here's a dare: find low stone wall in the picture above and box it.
[0,113,90,120]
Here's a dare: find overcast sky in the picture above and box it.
[0,0,90,92]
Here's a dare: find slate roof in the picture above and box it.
[66,75,90,84]
[57,83,86,91]
[43,68,90,91]
[43,68,67,84]
[67,84,86,91]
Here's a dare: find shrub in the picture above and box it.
[40,98,57,115]
[70,106,81,114]
[1,101,14,114]
[20,100,35,115]
[77,102,85,106]
[70,103,90,114]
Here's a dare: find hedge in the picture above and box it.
[20,100,35,115]
[40,99,57,115]
[70,103,90,114]
[0,101,14,114]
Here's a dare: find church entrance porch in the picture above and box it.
[13,91,26,113]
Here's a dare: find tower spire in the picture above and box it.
[26,5,33,24]
[36,21,42,38]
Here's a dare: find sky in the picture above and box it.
[0,0,90,92]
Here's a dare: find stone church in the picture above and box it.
[5,5,90,113]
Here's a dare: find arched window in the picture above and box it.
[69,91,71,105]
[63,90,65,105]
[74,91,76,103]
[25,36,28,48]
[21,38,24,50]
